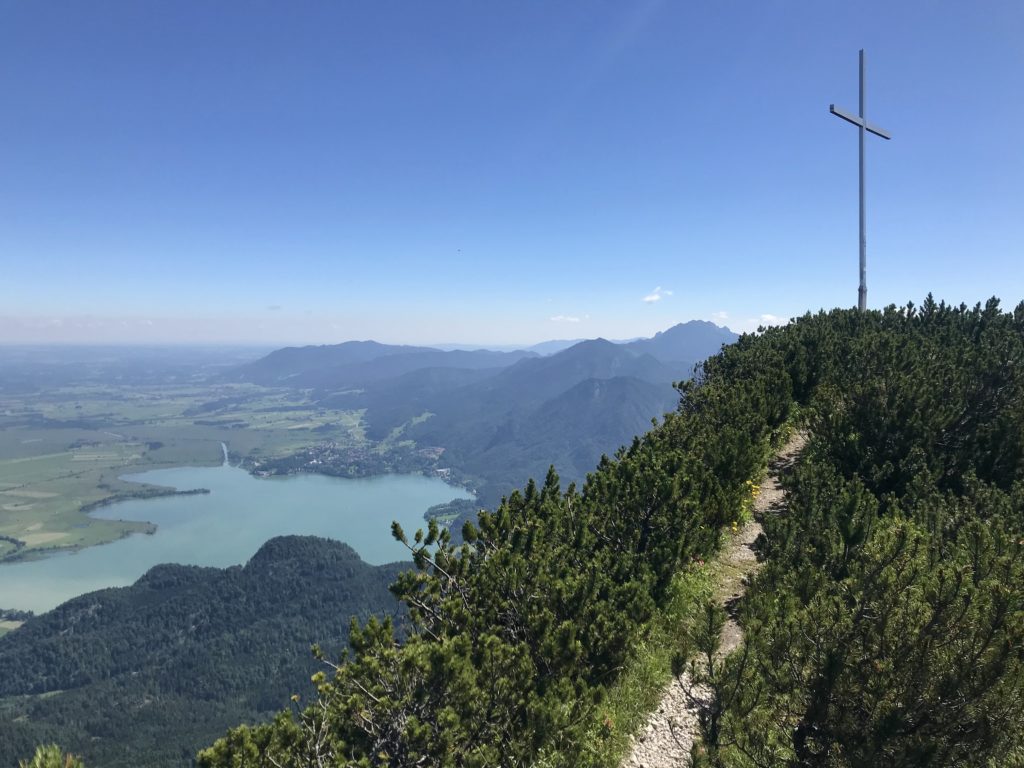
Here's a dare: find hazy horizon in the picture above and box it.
[0,315,738,350]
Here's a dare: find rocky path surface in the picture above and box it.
[621,432,806,768]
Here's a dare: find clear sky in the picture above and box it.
[1,1,1022,345]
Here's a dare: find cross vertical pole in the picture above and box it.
[858,49,867,311]
[830,50,890,312]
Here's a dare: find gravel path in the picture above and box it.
[621,432,806,768]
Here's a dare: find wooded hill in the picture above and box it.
[0,537,406,768]
[199,297,1024,767]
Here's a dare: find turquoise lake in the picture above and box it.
[0,463,472,613]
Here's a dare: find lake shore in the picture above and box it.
[0,463,472,613]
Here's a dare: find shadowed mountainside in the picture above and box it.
[235,323,739,507]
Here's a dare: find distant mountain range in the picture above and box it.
[234,321,736,388]
[232,341,537,389]
[234,321,739,508]
[622,321,737,365]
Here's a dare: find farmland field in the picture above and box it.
[0,378,366,562]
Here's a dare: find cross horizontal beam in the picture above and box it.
[830,104,891,139]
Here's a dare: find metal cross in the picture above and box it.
[830,49,891,312]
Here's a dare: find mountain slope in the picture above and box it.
[466,375,680,500]
[478,339,680,403]
[0,536,407,768]
[407,339,682,434]
[324,365,504,441]
[384,341,687,505]
[623,320,738,368]
[235,340,431,383]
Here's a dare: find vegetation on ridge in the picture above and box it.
[199,297,1024,767]
[698,297,1024,766]
[18,745,84,768]
[0,537,406,768]
[198,308,789,766]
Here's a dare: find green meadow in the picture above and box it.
[0,383,364,562]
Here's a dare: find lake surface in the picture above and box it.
[0,463,472,613]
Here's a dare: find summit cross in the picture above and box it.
[830,49,891,312]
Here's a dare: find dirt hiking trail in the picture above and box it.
[622,432,807,768]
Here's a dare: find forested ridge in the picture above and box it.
[697,297,1024,766]
[0,537,407,768]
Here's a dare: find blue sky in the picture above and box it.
[1,1,1022,345]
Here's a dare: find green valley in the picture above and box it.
[0,380,368,561]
